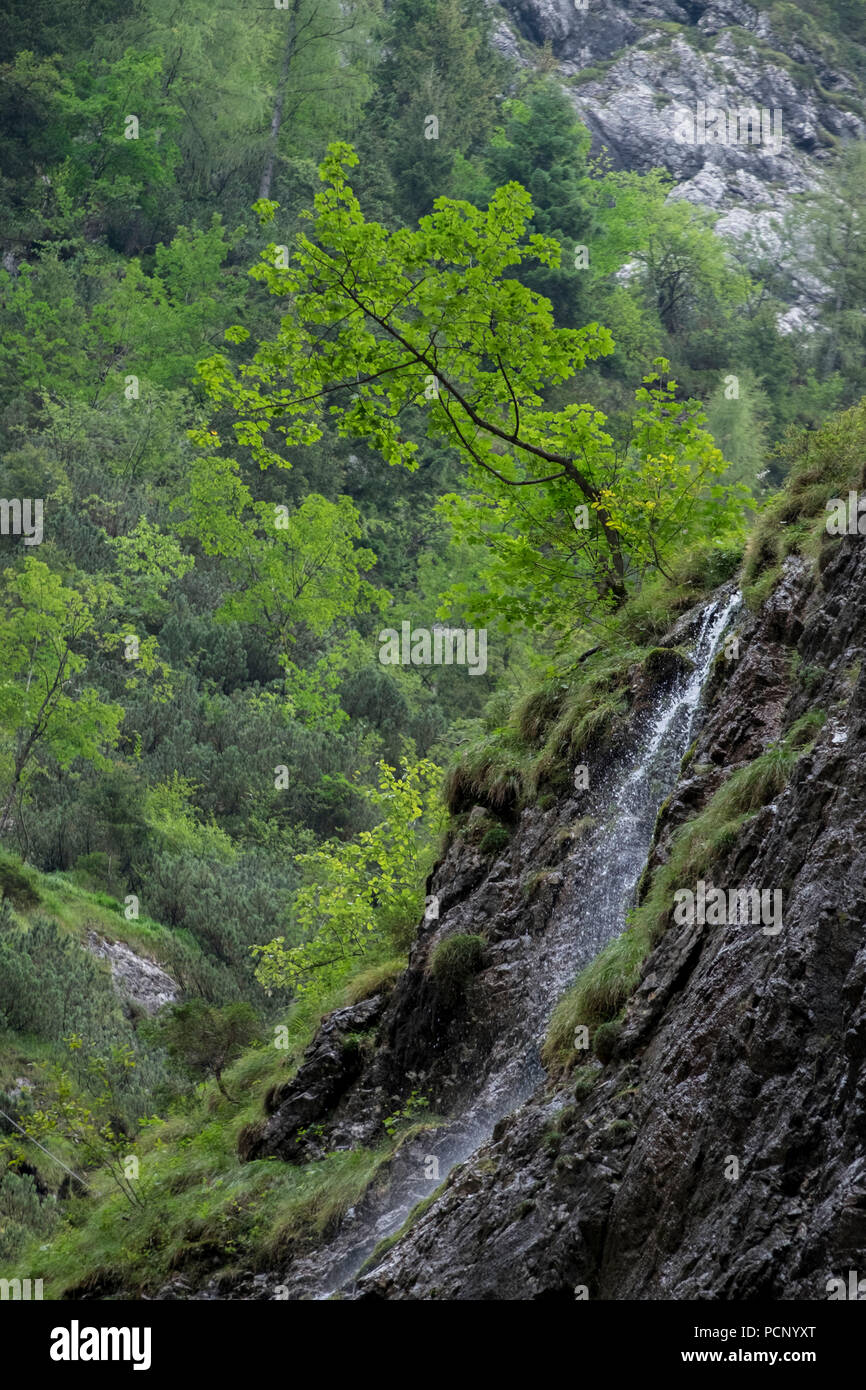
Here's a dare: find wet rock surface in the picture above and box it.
[192,593,743,1299]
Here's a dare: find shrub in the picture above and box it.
[158,1000,261,1103]
[573,1065,600,1102]
[0,915,124,1043]
[429,933,486,1004]
[479,824,510,858]
[0,1171,55,1260]
[0,852,39,908]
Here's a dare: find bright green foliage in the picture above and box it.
[178,463,384,648]
[383,1090,431,1136]
[0,0,862,1295]
[0,561,124,832]
[176,458,387,716]
[108,517,194,624]
[253,757,444,996]
[143,773,235,863]
[200,145,748,631]
[437,362,749,635]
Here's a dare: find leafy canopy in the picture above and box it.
[199,144,748,632]
[252,756,444,997]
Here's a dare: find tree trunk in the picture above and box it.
[259,4,298,202]
[214,1069,239,1105]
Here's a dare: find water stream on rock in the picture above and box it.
[260,590,741,1299]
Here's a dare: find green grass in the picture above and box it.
[2,949,416,1297]
[342,957,405,1005]
[5,861,186,965]
[429,934,486,1004]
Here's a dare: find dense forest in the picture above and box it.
[1,0,865,1308]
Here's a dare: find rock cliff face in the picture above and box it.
[355,536,866,1300]
[492,0,866,325]
[85,932,179,1016]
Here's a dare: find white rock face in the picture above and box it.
[86,932,179,1015]
[493,0,866,319]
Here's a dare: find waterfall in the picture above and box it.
[303,589,742,1298]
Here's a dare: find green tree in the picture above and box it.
[159,1000,260,1103]
[201,146,746,631]
[176,452,387,711]
[0,561,124,835]
[357,0,504,224]
[794,143,866,394]
[482,81,595,326]
[253,756,443,996]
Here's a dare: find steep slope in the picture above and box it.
[195,574,738,1299]
[202,405,866,1303]
[355,516,866,1299]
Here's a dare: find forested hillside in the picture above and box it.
[1,0,865,1308]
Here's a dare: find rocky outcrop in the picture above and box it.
[355,533,866,1299]
[85,933,178,1016]
[239,994,390,1163]
[493,0,866,324]
[239,607,719,1172]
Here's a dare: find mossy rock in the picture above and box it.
[478,824,510,858]
[429,933,486,1004]
[642,646,694,685]
[593,1020,623,1064]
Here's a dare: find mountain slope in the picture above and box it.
[354,410,866,1300]
[493,0,866,324]
[203,405,866,1302]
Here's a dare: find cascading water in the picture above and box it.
[262,589,741,1299]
